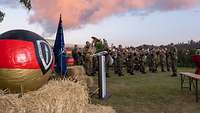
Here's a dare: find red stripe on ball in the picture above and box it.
[0,40,40,69]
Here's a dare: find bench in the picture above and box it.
[179,72,200,102]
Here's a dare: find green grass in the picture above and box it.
[91,67,200,113]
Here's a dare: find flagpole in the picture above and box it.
[60,14,62,77]
[53,14,66,77]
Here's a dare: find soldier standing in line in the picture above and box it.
[72,44,80,65]
[126,47,135,75]
[103,39,110,77]
[111,46,118,74]
[169,43,178,77]
[139,48,146,74]
[159,48,166,72]
[147,48,153,72]
[165,47,171,71]
[133,48,139,72]
[131,47,137,75]
[151,48,158,73]
[155,49,160,71]
[126,47,131,74]
[116,45,124,76]
[91,36,103,75]
[83,41,93,76]
[123,48,128,67]
[134,49,140,71]
[78,48,84,65]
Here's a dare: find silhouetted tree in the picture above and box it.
[0,0,31,22]
[0,11,4,22]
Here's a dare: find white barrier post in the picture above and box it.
[92,51,108,100]
[98,55,107,99]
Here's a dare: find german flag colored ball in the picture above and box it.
[0,30,53,93]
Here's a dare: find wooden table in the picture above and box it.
[179,72,200,102]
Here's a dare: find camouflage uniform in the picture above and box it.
[139,49,146,74]
[83,41,93,76]
[155,49,160,71]
[134,50,140,71]
[111,47,118,74]
[116,45,124,76]
[165,48,171,71]
[159,49,166,72]
[91,37,103,75]
[103,39,110,77]
[126,48,135,75]
[169,44,178,76]
[133,50,138,71]
[150,49,157,73]
[123,49,128,66]
[126,48,131,73]
[147,50,152,72]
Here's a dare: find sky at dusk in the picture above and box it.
[0,0,200,46]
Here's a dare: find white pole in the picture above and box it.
[98,55,107,99]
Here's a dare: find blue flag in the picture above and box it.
[53,15,67,76]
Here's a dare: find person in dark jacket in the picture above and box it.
[72,44,80,65]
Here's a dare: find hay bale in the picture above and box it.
[86,76,94,88]
[68,66,94,87]
[68,66,86,81]
[0,80,116,113]
[0,80,88,113]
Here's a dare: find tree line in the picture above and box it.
[175,40,199,67]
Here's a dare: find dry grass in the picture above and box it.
[92,67,200,113]
[86,105,116,113]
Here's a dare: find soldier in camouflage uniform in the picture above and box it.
[103,39,110,77]
[123,48,128,67]
[154,49,158,72]
[91,36,103,75]
[149,48,157,73]
[83,41,94,76]
[126,48,131,73]
[111,46,118,74]
[126,47,135,75]
[147,48,152,72]
[165,48,171,71]
[155,49,160,71]
[159,48,166,72]
[134,49,140,71]
[116,45,124,76]
[139,48,146,74]
[169,43,178,76]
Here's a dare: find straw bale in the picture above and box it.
[0,72,116,113]
[68,66,94,87]
[0,80,88,113]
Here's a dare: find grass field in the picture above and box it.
[91,67,200,113]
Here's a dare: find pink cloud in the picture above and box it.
[29,0,200,33]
